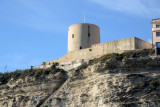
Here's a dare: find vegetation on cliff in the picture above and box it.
[0,63,61,85]
[89,49,155,65]
[80,49,159,72]
[0,63,68,107]
[1,49,160,107]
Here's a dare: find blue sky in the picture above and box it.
[0,0,160,72]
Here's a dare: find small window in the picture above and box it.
[156,42,160,47]
[88,26,90,32]
[89,49,92,51]
[72,34,74,38]
[156,32,160,36]
[156,25,160,28]
[49,63,50,65]
[88,33,90,37]
[80,46,82,49]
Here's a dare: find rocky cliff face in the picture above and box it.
[0,69,68,107]
[43,70,160,107]
[0,49,160,107]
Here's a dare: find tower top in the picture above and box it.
[69,23,99,28]
[68,23,100,52]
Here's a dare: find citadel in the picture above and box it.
[33,18,160,70]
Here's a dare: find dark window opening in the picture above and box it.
[156,42,160,47]
[88,26,90,38]
[156,32,160,36]
[156,47,160,55]
[156,25,160,28]
[88,26,90,33]
[89,49,92,51]
[72,34,74,38]
[80,46,82,49]
[88,33,90,37]
[49,63,50,65]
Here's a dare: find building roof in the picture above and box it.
[152,18,160,21]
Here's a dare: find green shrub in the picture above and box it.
[81,63,88,70]
[50,62,59,70]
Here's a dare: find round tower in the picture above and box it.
[68,23,100,52]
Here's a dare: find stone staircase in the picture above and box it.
[39,78,70,107]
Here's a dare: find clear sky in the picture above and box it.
[0,0,160,72]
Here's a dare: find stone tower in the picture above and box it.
[151,18,160,48]
[68,23,100,52]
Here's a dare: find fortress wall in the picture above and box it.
[46,37,144,65]
[46,48,91,65]
[134,37,152,49]
[91,37,135,56]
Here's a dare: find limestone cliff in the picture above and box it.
[1,49,160,107]
[0,68,68,107]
